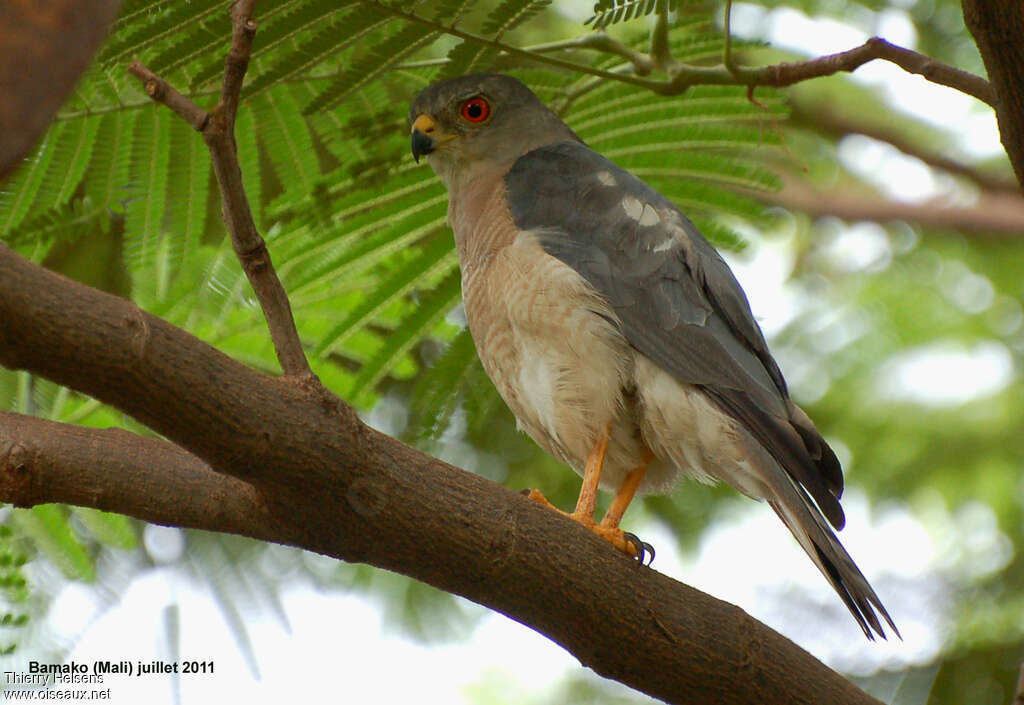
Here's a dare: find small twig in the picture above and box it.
[722,0,739,77]
[128,0,312,379]
[397,34,654,74]
[392,16,992,109]
[728,37,996,106]
[650,0,674,72]
[1014,662,1024,705]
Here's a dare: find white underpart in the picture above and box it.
[596,170,616,186]
[634,355,769,498]
[516,353,560,441]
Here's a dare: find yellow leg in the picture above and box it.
[571,423,610,521]
[523,428,655,562]
[600,466,646,529]
[601,446,652,529]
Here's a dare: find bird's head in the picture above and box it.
[408,73,577,188]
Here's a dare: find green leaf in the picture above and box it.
[83,111,141,211]
[587,0,674,29]
[243,7,391,98]
[0,122,67,234]
[74,509,138,550]
[12,506,94,581]
[349,267,462,403]
[302,25,442,115]
[314,235,458,356]
[124,107,172,299]
[481,0,552,37]
[407,326,479,440]
[98,0,223,67]
[254,89,320,197]
[163,117,213,283]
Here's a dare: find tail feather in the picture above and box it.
[766,475,899,640]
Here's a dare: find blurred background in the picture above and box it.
[1,0,1021,703]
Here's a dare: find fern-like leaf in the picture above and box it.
[235,106,263,230]
[162,117,212,294]
[588,0,675,29]
[0,123,67,234]
[242,7,391,98]
[124,108,172,302]
[0,199,107,249]
[481,0,551,37]
[433,0,476,23]
[98,0,223,67]
[254,89,320,196]
[442,0,551,77]
[188,0,359,90]
[11,507,94,581]
[83,111,141,212]
[406,326,478,440]
[440,41,502,79]
[74,509,138,550]
[348,267,462,404]
[303,25,442,115]
[313,235,457,356]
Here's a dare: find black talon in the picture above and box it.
[623,532,655,565]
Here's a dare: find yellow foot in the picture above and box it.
[520,489,655,564]
[522,488,561,513]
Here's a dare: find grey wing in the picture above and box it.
[504,141,845,528]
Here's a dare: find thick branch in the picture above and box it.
[0,243,882,705]
[0,0,121,180]
[127,0,311,378]
[961,0,1024,187]
[754,172,1024,236]
[0,412,284,541]
[789,101,1020,195]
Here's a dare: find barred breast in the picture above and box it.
[448,175,671,491]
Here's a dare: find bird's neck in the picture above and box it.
[447,168,518,278]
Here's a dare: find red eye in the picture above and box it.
[460,97,491,123]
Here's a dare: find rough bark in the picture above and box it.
[962,0,1024,188]
[0,0,121,180]
[0,412,275,539]
[0,243,884,705]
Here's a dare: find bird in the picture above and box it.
[408,73,897,640]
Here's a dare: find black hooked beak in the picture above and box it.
[410,114,437,163]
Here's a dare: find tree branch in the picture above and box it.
[128,0,311,379]
[0,242,883,705]
[752,172,1024,235]
[723,37,995,107]
[788,101,1020,195]
[0,0,121,180]
[0,412,284,541]
[380,1,993,108]
[961,0,1024,188]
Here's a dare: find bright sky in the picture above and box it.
[10,5,1013,704]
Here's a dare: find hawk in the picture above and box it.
[409,73,897,639]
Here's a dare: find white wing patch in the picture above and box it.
[638,204,661,227]
[597,170,616,186]
[621,195,644,221]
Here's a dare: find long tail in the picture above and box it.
[766,470,899,640]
